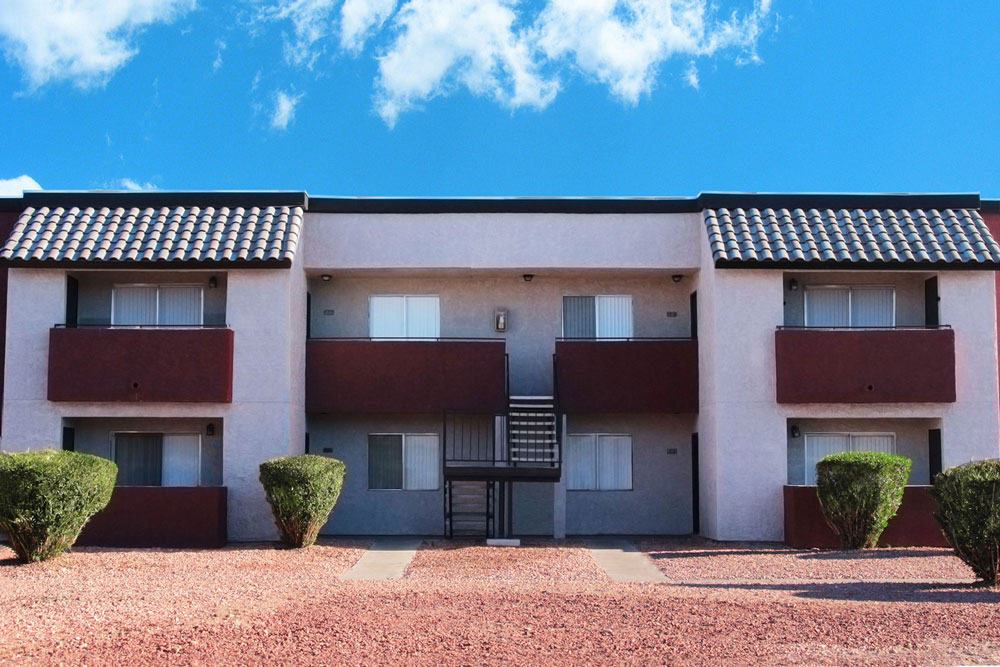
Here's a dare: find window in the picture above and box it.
[369,295,440,338]
[113,432,201,486]
[565,434,632,490]
[804,286,894,328]
[112,285,203,326]
[368,434,439,490]
[804,432,896,485]
[562,296,633,339]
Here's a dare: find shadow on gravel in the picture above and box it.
[0,556,22,567]
[684,581,998,603]
[645,548,953,561]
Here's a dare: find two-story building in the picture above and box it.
[0,191,997,545]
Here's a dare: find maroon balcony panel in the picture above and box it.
[307,340,507,414]
[783,485,949,549]
[775,328,955,404]
[48,327,234,403]
[555,340,699,414]
[77,486,227,548]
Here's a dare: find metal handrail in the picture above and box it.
[308,336,506,342]
[776,325,952,331]
[555,336,695,341]
[54,323,231,329]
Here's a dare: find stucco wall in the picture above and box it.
[302,212,702,271]
[782,271,930,327]
[73,271,227,325]
[786,418,937,486]
[308,274,694,395]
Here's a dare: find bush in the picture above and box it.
[259,455,346,548]
[815,452,911,549]
[0,450,117,563]
[932,459,1000,586]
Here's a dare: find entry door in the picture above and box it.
[162,434,201,486]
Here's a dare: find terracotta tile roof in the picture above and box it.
[704,208,1000,266]
[1,205,303,265]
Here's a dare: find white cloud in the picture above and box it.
[212,39,226,71]
[375,0,558,127]
[684,60,698,89]
[260,0,338,68]
[271,90,304,129]
[117,178,157,191]
[340,0,396,52]
[0,0,196,89]
[534,0,770,104]
[0,175,41,196]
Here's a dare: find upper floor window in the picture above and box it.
[369,295,440,339]
[562,295,633,339]
[804,286,894,328]
[112,285,204,326]
[114,432,201,486]
[803,432,896,485]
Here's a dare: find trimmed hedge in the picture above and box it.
[816,452,911,549]
[0,450,117,563]
[932,459,1000,586]
[259,455,346,548]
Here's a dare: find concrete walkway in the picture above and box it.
[341,538,423,580]
[587,538,668,583]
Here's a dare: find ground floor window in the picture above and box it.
[368,434,439,490]
[565,434,632,491]
[804,432,896,484]
[113,432,201,486]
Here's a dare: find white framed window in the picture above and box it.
[804,432,896,485]
[562,295,633,339]
[369,295,440,339]
[112,432,201,487]
[368,433,440,490]
[112,284,204,326]
[565,434,633,491]
[804,286,895,328]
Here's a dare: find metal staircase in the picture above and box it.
[445,480,492,538]
[507,396,559,464]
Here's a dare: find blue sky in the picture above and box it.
[0,1,997,198]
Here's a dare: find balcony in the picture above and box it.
[554,339,699,413]
[306,338,508,414]
[775,327,955,404]
[48,326,234,403]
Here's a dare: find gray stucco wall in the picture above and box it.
[786,418,936,485]
[73,271,228,325]
[782,271,931,327]
[311,414,444,535]
[67,417,224,486]
[564,414,695,535]
[308,274,694,395]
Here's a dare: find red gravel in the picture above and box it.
[4,538,1000,666]
[406,539,608,582]
[637,538,974,581]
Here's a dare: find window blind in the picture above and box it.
[158,286,203,326]
[596,296,633,339]
[112,286,157,326]
[404,434,439,490]
[368,435,403,490]
[114,433,163,486]
[162,434,201,486]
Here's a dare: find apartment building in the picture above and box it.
[0,191,997,546]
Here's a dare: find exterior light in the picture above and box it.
[789,279,799,291]
[495,309,508,332]
[790,425,800,438]
[321,274,332,282]
[672,274,683,283]
[522,274,534,282]
[208,276,218,289]
[206,423,216,436]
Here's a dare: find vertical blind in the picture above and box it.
[565,434,632,490]
[158,287,203,325]
[162,434,201,486]
[851,288,894,327]
[562,296,633,339]
[114,433,163,486]
[113,286,158,326]
[804,433,897,484]
[368,434,439,490]
[370,296,440,338]
[368,435,403,489]
[804,287,893,327]
[112,285,203,326]
[404,434,439,490]
[565,435,598,490]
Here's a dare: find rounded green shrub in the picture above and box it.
[816,451,911,549]
[259,454,346,548]
[932,459,1000,586]
[0,450,117,563]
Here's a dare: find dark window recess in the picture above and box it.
[928,429,942,483]
[306,291,312,339]
[305,432,310,454]
[691,433,699,535]
[924,277,939,327]
[62,426,75,452]
[368,434,403,490]
[689,291,698,339]
[66,276,79,327]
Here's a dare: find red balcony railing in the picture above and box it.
[554,339,699,413]
[306,338,507,414]
[775,327,955,404]
[48,326,234,403]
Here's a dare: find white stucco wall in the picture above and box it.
[302,212,702,271]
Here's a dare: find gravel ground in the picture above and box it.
[405,539,608,582]
[4,538,1000,666]
[637,538,975,582]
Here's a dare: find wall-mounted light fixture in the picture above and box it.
[495,308,508,332]
[206,423,216,436]
[672,274,683,283]
[321,274,332,282]
[790,424,801,438]
[522,274,534,282]
[208,276,218,289]
[789,279,799,291]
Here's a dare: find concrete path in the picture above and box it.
[341,538,423,580]
[587,538,668,583]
